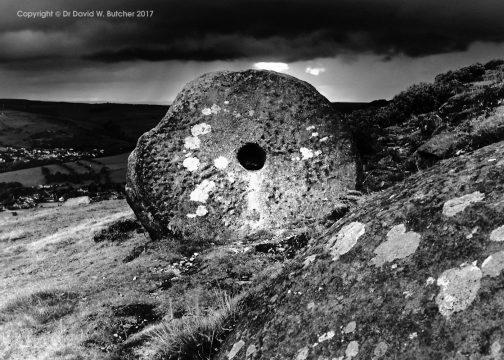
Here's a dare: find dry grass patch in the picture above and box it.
[0,289,79,327]
[127,290,240,360]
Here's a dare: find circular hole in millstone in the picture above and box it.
[237,143,267,171]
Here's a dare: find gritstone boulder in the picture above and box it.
[126,70,360,243]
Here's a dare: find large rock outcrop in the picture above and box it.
[126,70,359,243]
[217,139,504,359]
[344,60,504,192]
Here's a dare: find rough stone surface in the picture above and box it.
[416,132,466,159]
[216,140,504,359]
[126,70,359,242]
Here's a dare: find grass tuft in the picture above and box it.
[0,289,78,326]
[131,290,239,360]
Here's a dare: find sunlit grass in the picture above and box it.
[130,290,240,360]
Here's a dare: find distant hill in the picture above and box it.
[0,99,168,153]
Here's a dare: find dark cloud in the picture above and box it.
[1,0,504,64]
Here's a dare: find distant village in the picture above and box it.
[0,146,105,172]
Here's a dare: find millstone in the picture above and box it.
[126,70,360,243]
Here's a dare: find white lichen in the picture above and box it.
[195,205,208,217]
[345,341,359,359]
[319,136,329,142]
[326,222,366,260]
[228,340,245,359]
[184,136,201,149]
[245,344,257,358]
[214,156,229,169]
[435,264,482,318]
[371,224,421,267]
[227,172,236,183]
[201,104,221,116]
[318,330,335,342]
[490,341,502,359]
[306,125,316,131]
[300,147,316,160]
[303,254,317,268]
[482,251,504,277]
[190,180,216,203]
[186,213,197,218]
[182,157,200,171]
[295,346,309,360]
[311,132,319,138]
[343,321,356,334]
[373,342,388,358]
[442,191,485,217]
[191,123,212,136]
[490,225,504,242]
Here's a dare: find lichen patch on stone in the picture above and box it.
[490,341,502,359]
[295,346,309,360]
[300,147,315,160]
[345,341,359,359]
[326,221,366,260]
[306,125,316,131]
[191,123,212,136]
[184,136,201,149]
[196,205,208,216]
[318,330,335,342]
[435,264,482,317]
[370,224,421,267]
[245,344,257,358]
[303,254,317,268]
[214,156,229,169]
[442,191,485,217]
[311,132,319,137]
[490,225,504,242]
[226,172,236,183]
[426,277,435,285]
[182,156,200,171]
[201,104,221,116]
[190,180,216,203]
[373,341,388,358]
[482,251,504,277]
[228,340,245,359]
[343,321,356,334]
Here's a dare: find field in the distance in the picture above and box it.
[0,153,130,187]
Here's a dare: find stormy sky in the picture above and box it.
[1,0,504,103]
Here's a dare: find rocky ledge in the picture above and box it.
[217,138,504,359]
